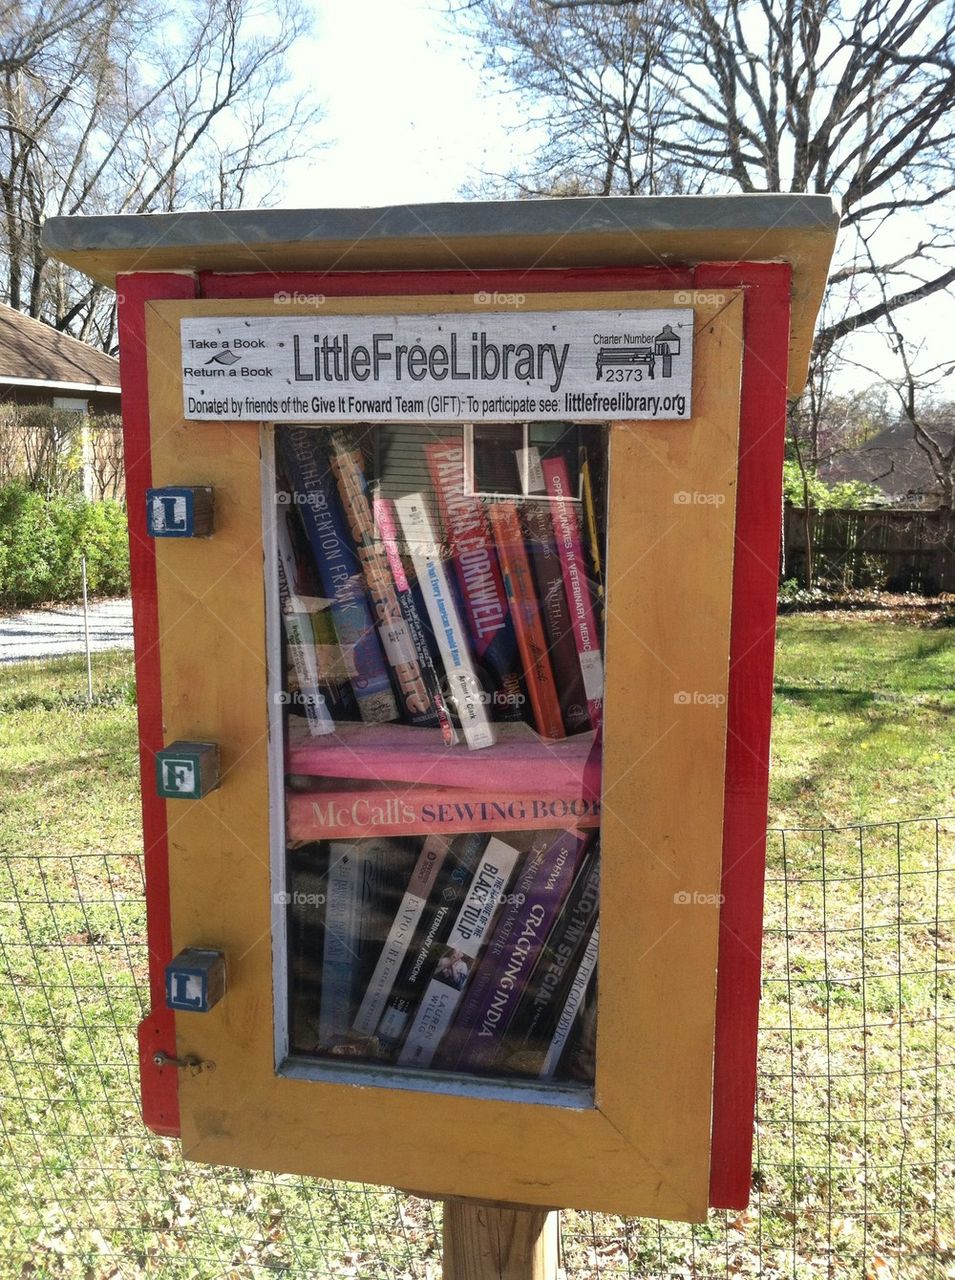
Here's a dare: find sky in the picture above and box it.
[278,0,954,401]
[282,0,532,209]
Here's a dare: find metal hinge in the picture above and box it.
[152,1050,216,1075]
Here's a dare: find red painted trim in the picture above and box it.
[198,265,693,299]
[126,260,789,1187]
[118,271,197,1138]
[694,263,793,1208]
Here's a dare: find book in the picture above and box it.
[287,718,596,793]
[580,451,607,629]
[425,439,525,719]
[498,847,600,1077]
[278,427,398,724]
[373,494,457,745]
[377,832,487,1046]
[398,836,522,1068]
[539,919,600,1079]
[542,455,604,732]
[352,835,452,1036]
[286,779,601,841]
[523,500,590,736]
[276,511,335,737]
[393,493,495,751]
[325,428,448,731]
[287,843,328,1054]
[487,500,565,741]
[439,829,589,1073]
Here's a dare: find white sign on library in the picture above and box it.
[179,310,694,424]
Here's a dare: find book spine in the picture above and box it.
[442,829,588,1073]
[393,493,495,750]
[276,512,336,737]
[286,785,601,842]
[500,850,601,1075]
[319,843,362,1048]
[539,919,600,1079]
[580,452,606,628]
[488,501,565,741]
[424,439,524,718]
[373,494,457,745]
[542,455,604,732]
[352,835,451,1036]
[278,428,397,723]
[326,429,445,729]
[523,502,590,735]
[398,836,522,1069]
[377,832,487,1046]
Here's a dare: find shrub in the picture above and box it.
[0,483,129,607]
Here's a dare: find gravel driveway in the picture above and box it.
[0,598,134,663]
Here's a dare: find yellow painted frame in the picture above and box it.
[146,290,744,1221]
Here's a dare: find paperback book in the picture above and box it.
[394,493,495,750]
[278,427,398,724]
[398,835,522,1068]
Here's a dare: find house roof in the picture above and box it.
[822,419,954,502]
[40,194,840,397]
[0,303,120,392]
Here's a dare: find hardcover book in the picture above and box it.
[487,500,565,741]
[425,439,525,719]
[523,500,590,736]
[286,780,601,841]
[542,455,604,732]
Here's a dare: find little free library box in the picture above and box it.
[44,195,839,1223]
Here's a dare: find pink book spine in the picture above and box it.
[286,787,601,842]
[541,457,604,731]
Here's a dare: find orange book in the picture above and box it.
[487,502,566,741]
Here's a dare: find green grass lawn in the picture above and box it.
[770,614,955,827]
[0,617,951,1278]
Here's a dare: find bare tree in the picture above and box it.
[459,0,955,358]
[0,0,322,347]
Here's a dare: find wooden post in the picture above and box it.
[442,1198,560,1280]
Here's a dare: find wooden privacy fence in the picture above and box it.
[783,506,955,594]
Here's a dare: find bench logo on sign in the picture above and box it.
[596,324,683,382]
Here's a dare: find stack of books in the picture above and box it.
[278,423,606,1087]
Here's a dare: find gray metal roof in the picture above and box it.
[41,194,841,395]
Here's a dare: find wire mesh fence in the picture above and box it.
[0,817,951,1278]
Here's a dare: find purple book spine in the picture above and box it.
[449,830,589,1073]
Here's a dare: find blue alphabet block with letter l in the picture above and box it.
[146,485,214,537]
[165,948,227,1012]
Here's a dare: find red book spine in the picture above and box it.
[541,457,604,731]
[487,502,565,741]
